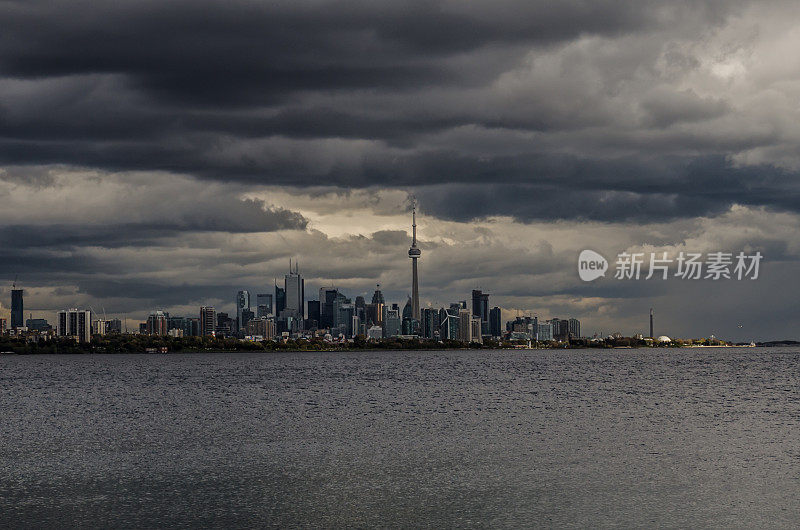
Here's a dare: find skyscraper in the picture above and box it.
[371,285,385,306]
[489,307,502,338]
[383,307,401,338]
[307,300,320,327]
[471,290,490,336]
[275,284,286,316]
[458,308,472,343]
[235,290,250,332]
[569,318,581,339]
[11,289,23,329]
[421,307,440,339]
[284,260,304,319]
[200,306,216,336]
[408,203,421,321]
[319,288,338,329]
[256,293,273,318]
[370,285,385,326]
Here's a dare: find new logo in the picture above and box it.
[578,250,608,282]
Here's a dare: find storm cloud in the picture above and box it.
[2,0,800,338]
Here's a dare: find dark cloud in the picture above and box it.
[0,0,768,223]
[4,0,800,339]
[0,208,306,250]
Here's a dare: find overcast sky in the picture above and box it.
[2,0,800,340]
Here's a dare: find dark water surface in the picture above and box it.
[2,348,800,528]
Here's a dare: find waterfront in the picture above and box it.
[2,348,799,527]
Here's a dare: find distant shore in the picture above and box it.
[1,335,797,354]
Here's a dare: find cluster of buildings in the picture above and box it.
[1,207,583,345]
[504,314,581,342]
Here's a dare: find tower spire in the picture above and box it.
[412,203,417,246]
[408,199,421,323]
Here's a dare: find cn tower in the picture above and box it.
[408,202,421,321]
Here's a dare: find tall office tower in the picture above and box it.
[569,318,581,339]
[57,308,92,342]
[240,309,254,331]
[370,285,385,326]
[284,261,304,320]
[332,292,351,333]
[11,289,23,329]
[275,283,286,316]
[408,203,421,321]
[364,303,378,326]
[235,290,250,332]
[351,314,362,338]
[319,288,339,329]
[200,306,216,336]
[147,310,168,336]
[307,300,320,327]
[489,307,502,338]
[383,308,401,338]
[371,284,385,305]
[649,308,654,338]
[471,290,490,336]
[354,296,366,331]
[256,293,273,318]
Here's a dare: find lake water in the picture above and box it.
[1,348,799,527]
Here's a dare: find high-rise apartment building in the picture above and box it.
[421,307,440,339]
[569,318,581,339]
[57,308,92,342]
[458,308,472,343]
[200,306,216,336]
[147,310,168,336]
[470,316,483,344]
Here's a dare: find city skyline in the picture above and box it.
[1,207,596,342]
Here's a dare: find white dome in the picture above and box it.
[657,335,671,342]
